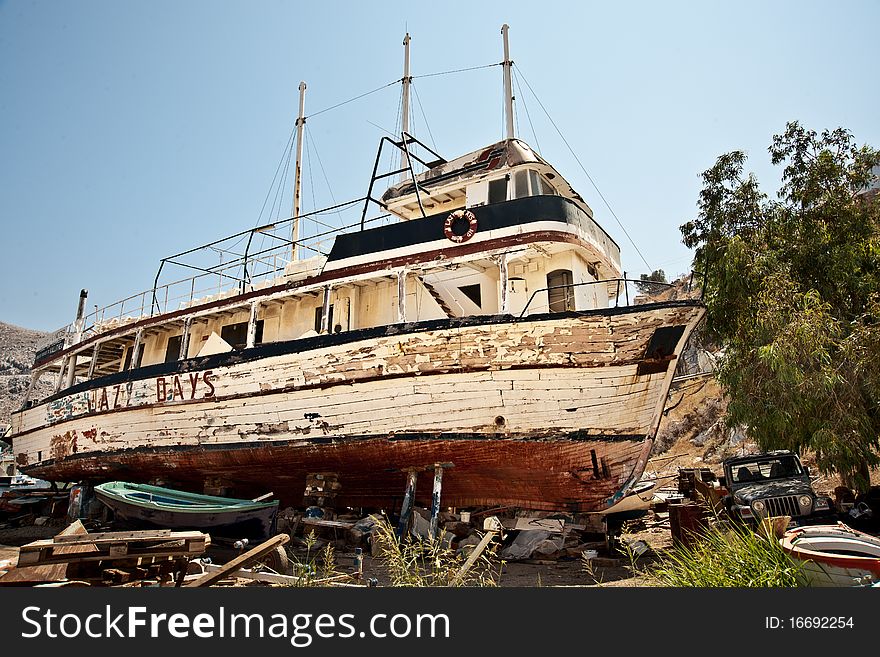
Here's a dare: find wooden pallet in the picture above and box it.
[0,520,95,584]
[16,530,209,567]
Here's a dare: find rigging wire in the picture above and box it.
[307,128,346,226]
[306,63,498,121]
[513,82,522,140]
[366,120,398,138]
[391,84,404,188]
[272,136,294,222]
[303,132,341,233]
[511,66,542,155]
[411,82,438,152]
[411,62,501,79]
[512,64,653,273]
[305,125,318,229]
[254,128,295,227]
[308,79,400,119]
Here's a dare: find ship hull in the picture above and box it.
[12,301,704,512]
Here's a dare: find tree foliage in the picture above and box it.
[681,122,880,490]
[636,269,668,295]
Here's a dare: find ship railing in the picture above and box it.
[39,202,393,358]
[518,277,697,317]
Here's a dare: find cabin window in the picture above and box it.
[314,304,334,333]
[529,170,541,195]
[547,269,575,312]
[514,170,529,199]
[459,284,482,308]
[123,342,144,370]
[488,178,508,204]
[221,320,263,350]
[164,335,183,363]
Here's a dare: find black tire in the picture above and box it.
[260,545,290,575]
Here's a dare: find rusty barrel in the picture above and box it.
[669,501,708,548]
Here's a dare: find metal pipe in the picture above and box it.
[320,286,331,334]
[397,269,407,323]
[180,316,193,359]
[401,131,427,219]
[73,289,88,342]
[429,464,444,540]
[87,343,100,379]
[246,302,260,348]
[400,34,411,184]
[396,469,418,540]
[499,253,510,315]
[501,24,515,140]
[292,81,307,261]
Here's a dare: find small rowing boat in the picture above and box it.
[94,481,278,539]
[781,522,880,587]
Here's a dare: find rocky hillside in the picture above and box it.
[0,321,51,430]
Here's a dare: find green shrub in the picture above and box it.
[649,520,806,587]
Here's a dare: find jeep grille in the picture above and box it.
[763,495,804,517]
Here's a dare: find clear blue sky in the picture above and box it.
[2,0,878,331]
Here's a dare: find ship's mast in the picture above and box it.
[399,32,412,183]
[502,23,515,140]
[291,80,307,261]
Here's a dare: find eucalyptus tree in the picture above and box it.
[681,122,880,490]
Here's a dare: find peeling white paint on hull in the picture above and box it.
[12,302,704,511]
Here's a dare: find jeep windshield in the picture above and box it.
[729,456,803,483]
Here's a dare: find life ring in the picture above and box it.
[443,209,478,243]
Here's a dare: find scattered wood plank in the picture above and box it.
[16,530,209,567]
[54,529,173,543]
[450,518,501,586]
[185,534,289,588]
[200,563,351,586]
[33,580,92,587]
[301,518,355,530]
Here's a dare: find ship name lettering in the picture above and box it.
[156,371,215,402]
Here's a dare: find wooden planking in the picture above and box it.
[19,307,696,434]
[18,362,669,460]
[28,434,649,511]
[16,304,704,474]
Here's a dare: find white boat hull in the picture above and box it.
[781,523,880,587]
[12,303,704,511]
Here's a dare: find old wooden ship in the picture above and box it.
[9,27,704,513]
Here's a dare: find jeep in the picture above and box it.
[722,450,834,524]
